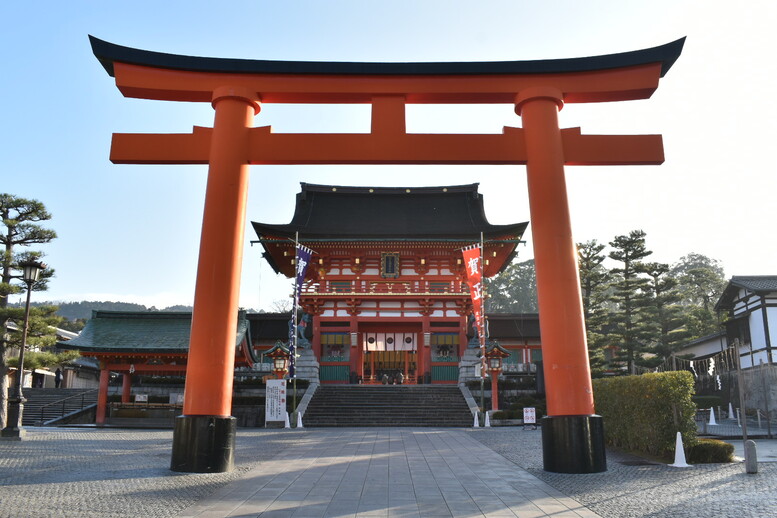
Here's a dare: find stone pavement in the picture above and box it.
[0,427,774,518]
[176,428,597,518]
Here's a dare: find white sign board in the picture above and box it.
[265,379,287,423]
[523,407,536,424]
[135,394,148,403]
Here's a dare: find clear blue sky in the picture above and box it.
[2,1,775,310]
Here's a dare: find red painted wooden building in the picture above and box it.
[252,183,529,384]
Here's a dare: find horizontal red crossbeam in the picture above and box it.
[110,127,663,166]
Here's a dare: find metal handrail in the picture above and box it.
[38,389,98,425]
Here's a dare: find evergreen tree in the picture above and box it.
[607,230,653,373]
[642,261,686,364]
[669,253,726,338]
[0,194,58,428]
[487,258,538,313]
[577,240,612,376]
[4,304,78,373]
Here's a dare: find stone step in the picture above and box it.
[20,389,98,426]
[304,385,472,427]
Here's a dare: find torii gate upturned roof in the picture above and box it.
[89,35,684,167]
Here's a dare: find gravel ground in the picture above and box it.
[470,427,777,518]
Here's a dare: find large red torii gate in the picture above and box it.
[90,36,684,474]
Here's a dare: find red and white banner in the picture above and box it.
[462,245,485,346]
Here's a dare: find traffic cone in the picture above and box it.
[297,412,304,429]
[485,412,491,428]
[284,412,291,429]
[473,411,479,427]
[708,407,717,426]
[669,432,690,467]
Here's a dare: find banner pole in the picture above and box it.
[480,232,487,421]
[293,232,298,415]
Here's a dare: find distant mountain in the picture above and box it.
[35,301,193,321]
[35,301,256,321]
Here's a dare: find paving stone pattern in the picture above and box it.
[0,428,302,518]
[176,428,598,517]
[0,427,774,517]
[472,428,777,518]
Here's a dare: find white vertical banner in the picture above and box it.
[265,379,287,424]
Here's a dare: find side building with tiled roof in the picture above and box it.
[57,310,255,425]
[715,276,777,368]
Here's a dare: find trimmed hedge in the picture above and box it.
[593,371,697,458]
[687,439,734,463]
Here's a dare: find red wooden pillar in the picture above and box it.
[96,366,110,425]
[312,313,322,362]
[171,86,260,473]
[350,316,359,383]
[121,373,132,403]
[421,317,431,384]
[516,87,605,473]
[490,374,499,411]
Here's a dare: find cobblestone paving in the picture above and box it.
[471,428,777,518]
[1,427,774,518]
[0,427,302,518]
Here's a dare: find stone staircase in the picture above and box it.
[20,388,98,426]
[302,385,473,427]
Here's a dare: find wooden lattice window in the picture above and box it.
[381,252,400,279]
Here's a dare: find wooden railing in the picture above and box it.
[301,280,467,295]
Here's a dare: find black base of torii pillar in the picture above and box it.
[541,415,607,473]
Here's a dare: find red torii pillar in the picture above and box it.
[90,35,684,473]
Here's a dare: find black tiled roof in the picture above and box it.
[716,276,777,311]
[252,183,527,240]
[247,312,291,342]
[487,313,541,340]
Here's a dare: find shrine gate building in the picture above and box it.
[252,182,528,384]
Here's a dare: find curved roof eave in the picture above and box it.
[90,35,685,79]
[251,221,529,241]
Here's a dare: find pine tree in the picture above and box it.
[1,194,58,428]
[487,258,538,313]
[577,240,612,376]
[642,261,686,364]
[607,230,653,373]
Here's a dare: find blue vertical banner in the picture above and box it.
[289,242,313,378]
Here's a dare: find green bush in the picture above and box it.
[593,371,697,458]
[686,439,734,463]
[692,395,722,410]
